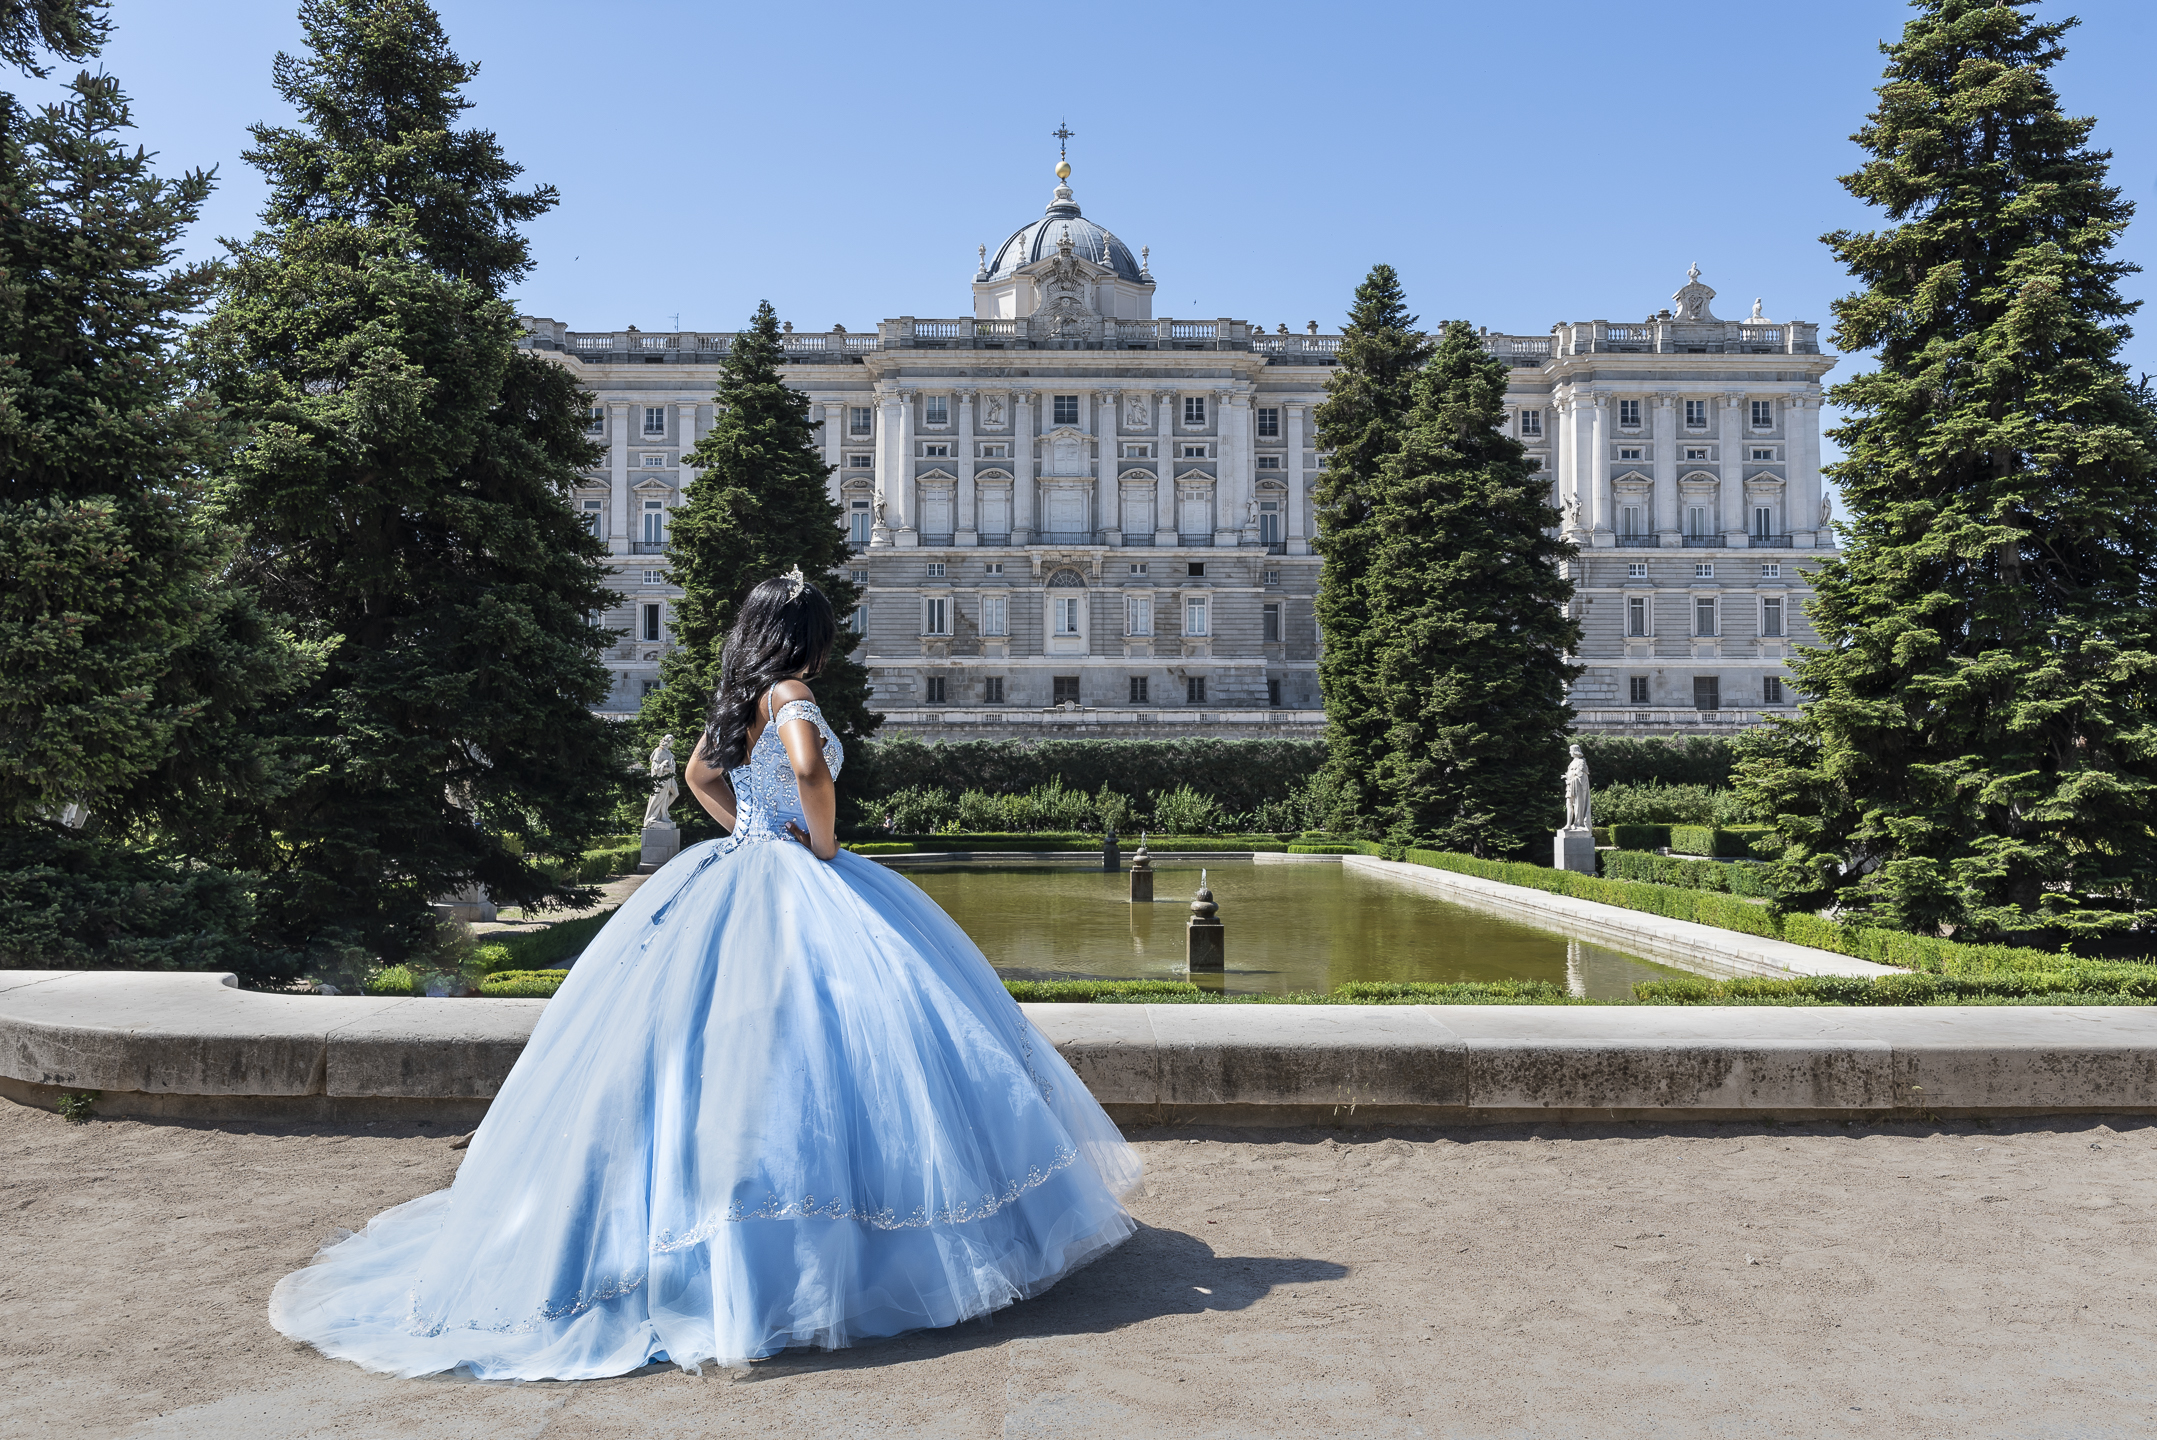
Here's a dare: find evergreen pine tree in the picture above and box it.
[0,67,320,976]
[0,0,106,77]
[195,0,623,964]
[1738,0,2157,943]
[1311,264,1432,835]
[1365,322,1579,858]
[637,302,877,796]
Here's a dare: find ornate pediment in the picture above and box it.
[1611,469,1653,489]
[1678,470,1719,487]
[915,467,958,483]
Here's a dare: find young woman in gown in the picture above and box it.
[269,572,1142,1380]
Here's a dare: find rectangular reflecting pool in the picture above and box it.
[903,860,1689,998]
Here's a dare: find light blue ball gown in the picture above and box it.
[269,698,1142,1380]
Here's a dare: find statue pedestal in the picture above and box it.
[641,822,681,871]
[1554,827,1596,876]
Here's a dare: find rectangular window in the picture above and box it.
[642,499,666,546]
[1183,395,1206,427]
[1262,602,1281,642]
[1685,447,1709,461]
[1752,448,1775,461]
[641,602,662,642]
[587,406,605,434]
[848,605,864,634]
[1627,596,1648,637]
[1695,598,1718,637]
[1053,675,1080,705]
[1752,400,1773,429]
[1263,569,1280,585]
[1122,443,1150,458]
[981,443,1009,458]
[981,594,1007,635]
[1187,676,1206,704]
[922,444,949,458]
[925,676,946,704]
[850,406,873,435]
[641,454,666,467]
[850,568,867,584]
[1687,507,1710,537]
[1129,676,1149,704]
[1620,506,1644,536]
[1753,506,1775,539]
[985,562,1004,576]
[1764,676,1784,704]
[1695,562,1714,578]
[1627,562,1648,579]
[924,597,949,635]
[1762,596,1784,638]
[1694,676,1721,711]
[1056,596,1081,635]
[1184,598,1209,637]
[1256,455,1282,469]
[1619,448,1643,461]
[1630,675,1651,704]
[925,562,945,578]
[1182,444,1207,459]
[1187,562,1204,577]
[1267,677,1282,708]
[581,499,604,538]
[984,676,1004,704]
[847,453,872,468]
[1052,395,1079,426]
[1519,409,1542,437]
[1126,597,1152,635]
[1619,399,1641,428]
[924,395,948,426]
[1256,407,1280,438]
[1761,563,1780,579]
[1258,500,1281,545]
[849,500,871,544]
[1685,400,1707,428]
[643,406,666,436]
[1129,562,1147,575]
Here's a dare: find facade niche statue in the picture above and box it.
[642,735,679,828]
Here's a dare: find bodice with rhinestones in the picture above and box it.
[718,698,843,854]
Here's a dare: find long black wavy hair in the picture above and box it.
[700,575,837,772]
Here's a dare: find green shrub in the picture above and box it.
[483,908,616,971]
[1335,979,1573,1003]
[880,786,957,833]
[1001,979,1202,1002]
[1287,843,1360,854]
[1577,736,1734,788]
[1606,824,1674,852]
[479,968,569,998]
[858,737,1324,816]
[1151,784,1233,834]
[363,964,416,996]
[1636,969,2157,1005]
[1599,849,1776,898]
[1593,782,1717,826]
[1668,824,1774,858]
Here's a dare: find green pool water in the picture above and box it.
[902,860,1689,998]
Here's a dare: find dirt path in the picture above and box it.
[3,1101,2152,1439]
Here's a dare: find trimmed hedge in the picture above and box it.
[1402,849,1782,938]
[479,968,569,998]
[1287,843,1361,854]
[1637,971,2157,1005]
[1594,823,1674,852]
[1668,824,1775,859]
[857,737,1325,814]
[1599,849,1775,898]
[999,979,1201,1002]
[844,833,1292,854]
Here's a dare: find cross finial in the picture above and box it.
[1052,121,1075,159]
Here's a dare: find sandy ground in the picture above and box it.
[3,1101,2154,1440]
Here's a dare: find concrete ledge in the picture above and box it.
[868,850,1257,868]
[1344,853,1899,981]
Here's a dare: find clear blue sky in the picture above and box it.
[14,0,2157,392]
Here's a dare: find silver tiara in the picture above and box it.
[781,565,806,600]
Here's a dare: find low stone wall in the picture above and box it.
[7,968,2157,1126]
[1342,853,1898,982]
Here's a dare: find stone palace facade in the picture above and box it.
[518,160,1837,739]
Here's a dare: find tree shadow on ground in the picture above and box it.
[719,1224,1348,1381]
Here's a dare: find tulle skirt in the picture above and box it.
[269,839,1142,1380]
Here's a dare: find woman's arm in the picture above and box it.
[771,679,838,861]
[684,732,738,829]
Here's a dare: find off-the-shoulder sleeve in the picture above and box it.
[772,699,844,779]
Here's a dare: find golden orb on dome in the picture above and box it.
[1055,160,1071,181]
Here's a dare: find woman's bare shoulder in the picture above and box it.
[769,678,818,709]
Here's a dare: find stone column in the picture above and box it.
[1013,390,1035,545]
[1216,389,1248,547]
[676,399,700,500]
[1790,394,1823,548]
[955,390,977,545]
[817,400,843,510]
[1096,389,1119,542]
[872,388,901,547]
[893,388,918,545]
[1720,394,1747,543]
[1558,392,1588,541]
[1587,393,1612,545]
[1286,401,1308,554]
[1153,390,1175,545]
[608,400,630,555]
[1653,392,1679,545]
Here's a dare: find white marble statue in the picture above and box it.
[985,394,1005,427]
[1562,742,1591,831]
[642,734,679,828]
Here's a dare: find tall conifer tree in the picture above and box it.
[195,0,622,963]
[1,50,319,973]
[1738,0,2157,942]
[1312,265,1432,834]
[1366,322,1579,857]
[637,302,876,793]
